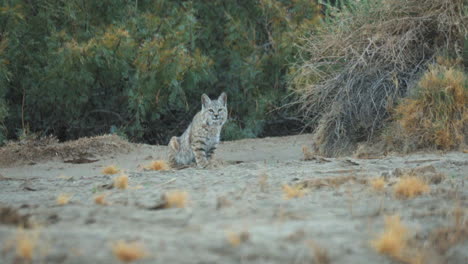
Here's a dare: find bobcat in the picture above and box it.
[168,92,228,168]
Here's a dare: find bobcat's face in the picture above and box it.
[201,92,227,126]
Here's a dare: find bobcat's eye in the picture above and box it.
[209,109,214,113]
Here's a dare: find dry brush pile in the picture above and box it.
[291,0,467,156]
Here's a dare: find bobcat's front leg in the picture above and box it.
[191,140,209,168]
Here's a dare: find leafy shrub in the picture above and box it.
[0,0,321,144]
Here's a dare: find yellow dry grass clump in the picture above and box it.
[111,240,147,263]
[146,160,170,171]
[14,227,41,261]
[56,194,71,205]
[94,193,108,205]
[394,176,429,199]
[370,177,386,191]
[226,231,250,247]
[372,215,408,258]
[114,174,129,190]
[163,190,188,208]
[102,165,120,175]
[394,62,467,150]
[282,184,306,200]
[372,215,425,264]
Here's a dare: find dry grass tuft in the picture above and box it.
[14,227,41,261]
[394,177,429,199]
[370,177,386,192]
[163,190,188,208]
[372,215,408,258]
[291,0,466,156]
[111,240,147,263]
[258,172,269,192]
[372,215,427,264]
[428,206,468,254]
[307,241,330,264]
[146,160,170,171]
[393,63,467,151]
[56,194,71,205]
[302,146,315,161]
[299,175,367,190]
[226,231,250,247]
[94,193,108,205]
[282,184,306,200]
[102,165,120,175]
[113,174,129,190]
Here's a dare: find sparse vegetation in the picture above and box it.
[299,175,367,190]
[163,190,188,208]
[226,231,250,247]
[258,172,269,192]
[302,146,315,161]
[113,174,129,190]
[307,241,330,264]
[372,215,426,264]
[394,177,430,199]
[372,215,408,258]
[111,240,147,263]
[102,165,120,175]
[146,160,170,171]
[370,177,386,192]
[282,184,306,200]
[56,194,71,205]
[94,194,108,205]
[14,227,41,261]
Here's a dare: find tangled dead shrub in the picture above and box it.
[0,134,132,167]
[291,0,467,156]
[392,63,467,150]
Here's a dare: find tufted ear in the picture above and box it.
[218,92,227,106]
[201,94,211,109]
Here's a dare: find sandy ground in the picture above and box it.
[0,134,467,264]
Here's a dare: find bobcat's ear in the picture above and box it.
[201,94,211,109]
[218,92,227,106]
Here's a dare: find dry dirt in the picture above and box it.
[0,134,467,264]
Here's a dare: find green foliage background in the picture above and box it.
[0,0,320,144]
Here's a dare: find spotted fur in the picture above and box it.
[168,92,228,168]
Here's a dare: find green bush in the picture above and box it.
[0,0,321,144]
